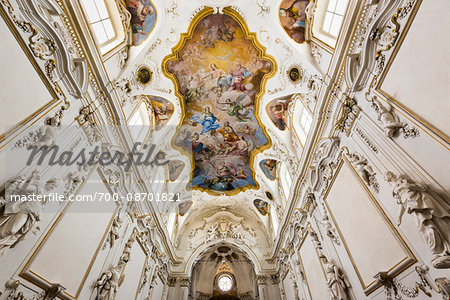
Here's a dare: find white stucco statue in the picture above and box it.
[95,262,125,300]
[385,172,450,268]
[0,172,58,256]
[324,259,351,300]
[371,97,403,138]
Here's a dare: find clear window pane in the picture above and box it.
[330,15,343,36]
[322,12,333,33]
[327,0,338,12]
[103,19,116,40]
[335,0,349,15]
[301,111,312,131]
[95,0,109,20]
[91,22,108,44]
[82,0,101,23]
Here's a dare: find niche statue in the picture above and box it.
[385,172,450,268]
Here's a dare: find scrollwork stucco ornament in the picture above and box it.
[385,171,450,269]
[320,212,340,245]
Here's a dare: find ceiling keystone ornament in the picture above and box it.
[163,7,276,195]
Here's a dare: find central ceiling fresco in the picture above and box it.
[163,7,276,194]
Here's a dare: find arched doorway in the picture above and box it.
[189,244,257,300]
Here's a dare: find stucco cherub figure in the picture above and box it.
[385,171,450,269]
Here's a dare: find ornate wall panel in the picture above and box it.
[0,16,58,143]
[19,170,119,299]
[115,236,148,300]
[298,230,329,299]
[377,0,450,141]
[323,156,415,294]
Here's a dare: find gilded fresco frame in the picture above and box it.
[161,6,277,196]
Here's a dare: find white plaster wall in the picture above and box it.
[381,1,450,138]
[0,16,54,134]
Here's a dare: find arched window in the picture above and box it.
[279,164,292,202]
[322,0,349,37]
[217,274,233,292]
[312,0,349,47]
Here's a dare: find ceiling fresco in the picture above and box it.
[279,0,310,43]
[125,0,157,45]
[266,94,294,131]
[259,159,278,181]
[164,8,276,194]
[147,96,174,130]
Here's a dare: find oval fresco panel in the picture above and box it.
[165,8,275,194]
[279,0,310,43]
[125,0,157,46]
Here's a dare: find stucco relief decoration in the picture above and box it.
[0,171,59,256]
[279,0,311,43]
[348,152,379,193]
[369,96,419,139]
[125,0,157,46]
[164,8,275,193]
[385,172,450,269]
[188,211,257,249]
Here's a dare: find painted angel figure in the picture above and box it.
[385,171,450,268]
[189,107,220,135]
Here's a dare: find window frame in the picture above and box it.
[321,0,349,38]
